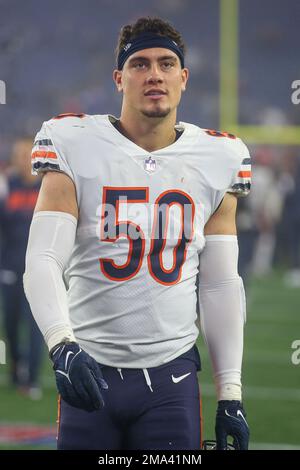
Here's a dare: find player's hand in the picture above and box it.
[50,342,108,412]
[215,400,249,450]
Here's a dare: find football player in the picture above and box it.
[24,17,250,450]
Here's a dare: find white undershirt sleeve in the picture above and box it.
[23,211,77,352]
[198,235,246,401]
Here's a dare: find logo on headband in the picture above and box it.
[123,43,132,52]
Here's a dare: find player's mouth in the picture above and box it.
[144,89,167,100]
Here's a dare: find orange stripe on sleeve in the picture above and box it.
[31,150,57,160]
[238,171,251,178]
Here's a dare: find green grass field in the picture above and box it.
[0,270,300,449]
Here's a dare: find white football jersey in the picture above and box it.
[31,114,251,368]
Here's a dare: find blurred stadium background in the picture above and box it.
[0,0,300,450]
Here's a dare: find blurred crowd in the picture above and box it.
[238,145,300,287]
[0,139,44,399]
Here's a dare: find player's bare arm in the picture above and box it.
[34,171,78,219]
[204,192,237,236]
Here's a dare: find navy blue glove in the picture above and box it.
[50,342,108,412]
[215,400,249,450]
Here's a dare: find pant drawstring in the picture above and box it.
[143,368,153,392]
[117,367,153,392]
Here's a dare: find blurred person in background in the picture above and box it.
[250,148,283,278]
[279,151,300,287]
[0,137,44,399]
[238,147,283,281]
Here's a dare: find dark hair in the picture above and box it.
[115,17,186,65]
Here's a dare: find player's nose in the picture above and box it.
[146,63,163,83]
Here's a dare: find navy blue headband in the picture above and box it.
[117,32,185,70]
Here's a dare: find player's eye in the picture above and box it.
[133,62,146,69]
[162,61,175,69]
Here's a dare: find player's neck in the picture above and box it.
[117,111,178,152]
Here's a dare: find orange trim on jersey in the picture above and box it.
[148,189,195,286]
[99,187,148,281]
[56,395,61,442]
[205,129,236,139]
[52,112,85,120]
[238,171,251,178]
[31,150,57,160]
[100,222,145,278]
[158,201,184,274]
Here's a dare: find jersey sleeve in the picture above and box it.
[31,122,74,182]
[227,138,251,197]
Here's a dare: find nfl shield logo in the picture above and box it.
[144,156,156,172]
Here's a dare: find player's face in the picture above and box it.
[114,48,189,119]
